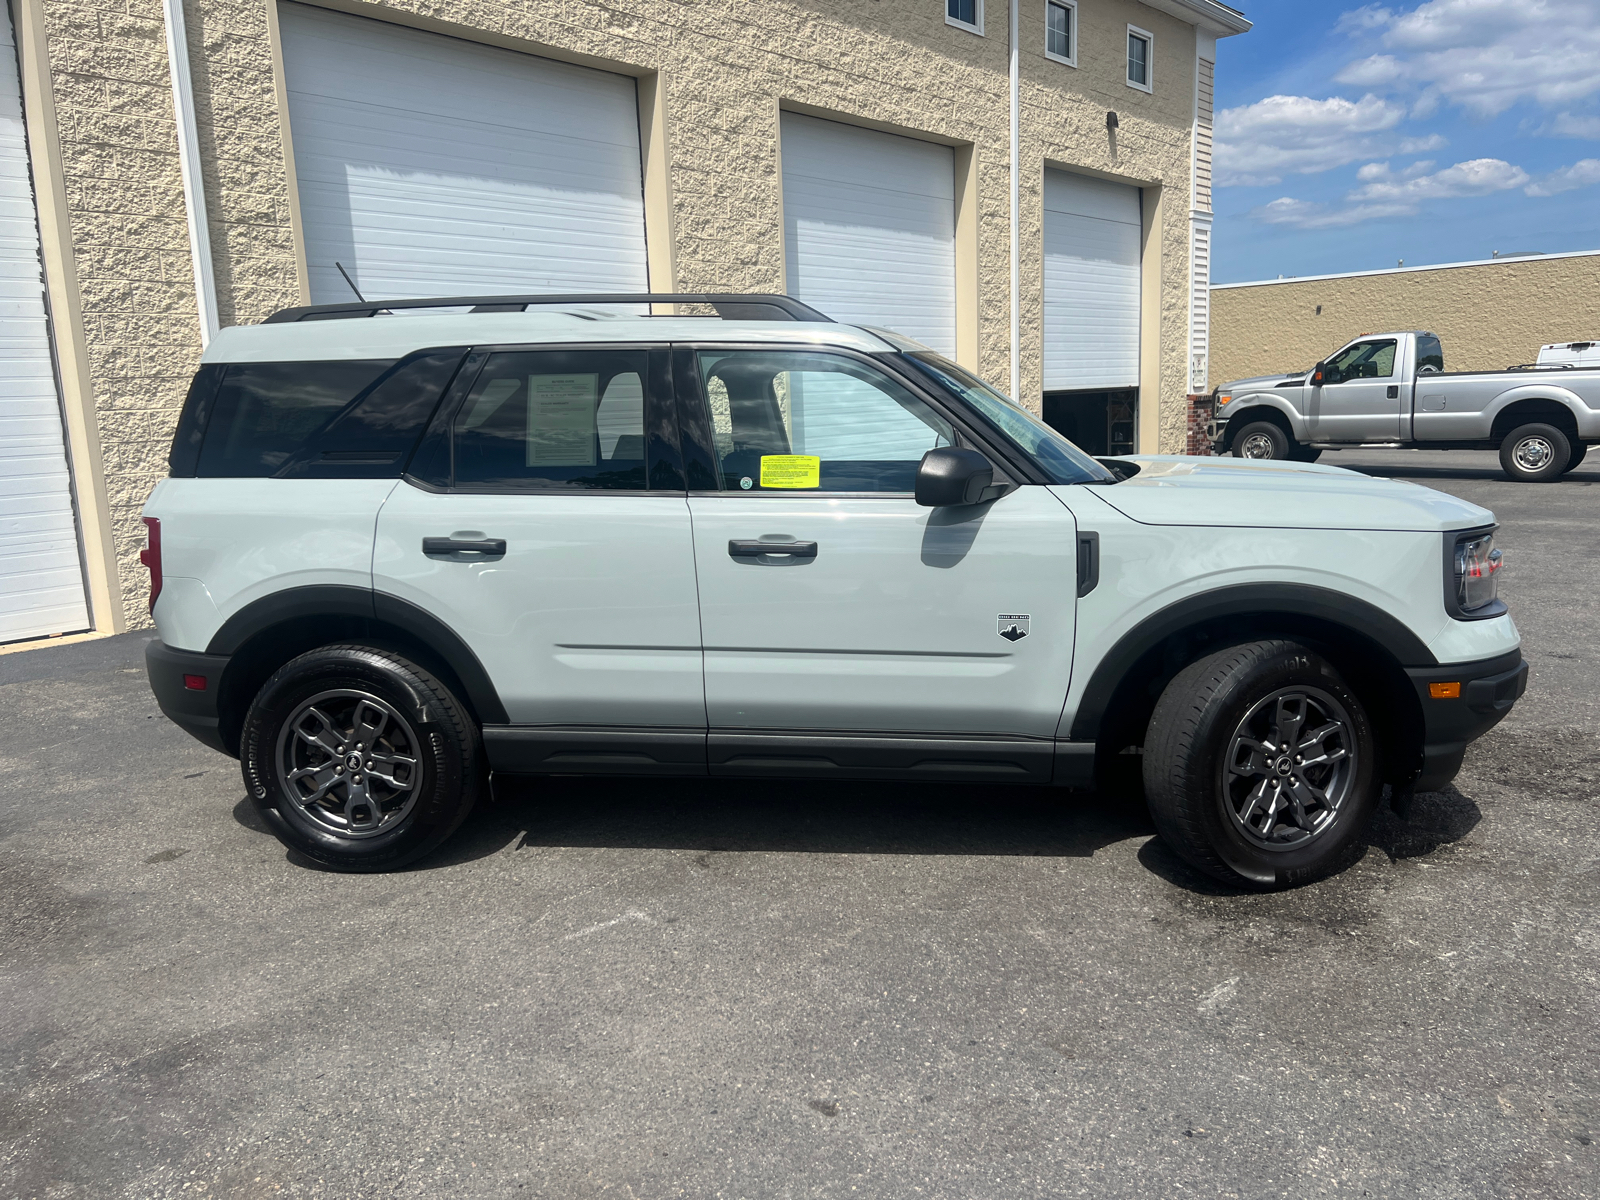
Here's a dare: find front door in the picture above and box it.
[373,345,704,743]
[1312,338,1401,442]
[678,346,1079,778]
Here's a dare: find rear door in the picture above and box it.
[678,346,1079,780]
[373,344,705,765]
[1312,338,1403,442]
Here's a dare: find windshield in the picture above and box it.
[904,353,1114,485]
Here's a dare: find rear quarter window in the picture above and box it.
[192,352,465,478]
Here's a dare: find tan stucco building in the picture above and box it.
[2,0,1247,642]
[1210,249,1600,387]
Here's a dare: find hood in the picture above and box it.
[1082,456,1495,533]
[1218,372,1305,394]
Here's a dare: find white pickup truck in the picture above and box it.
[1208,330,1600,481]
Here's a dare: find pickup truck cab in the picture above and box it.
[142,294,1526,890]
[1210,330,1600,481]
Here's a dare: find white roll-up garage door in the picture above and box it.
[781,113,956,355]
[0,6,89,644]
[280,3,648,303]
[1042,170,1142,390]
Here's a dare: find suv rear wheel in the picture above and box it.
[240,645,483,872]
[1143,640,1378,890]
[1499,422,1572,483]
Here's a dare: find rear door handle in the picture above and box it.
[728,539,817,559]
[423,536,506,557]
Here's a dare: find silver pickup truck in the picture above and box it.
[1208,331,1600,481]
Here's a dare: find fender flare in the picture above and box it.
[1221,394,1309,443]
[1067,582,1438,743]
[206,584,509,725]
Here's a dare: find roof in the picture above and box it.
[201,312,899,364]
[1138,0,1251,36]
[1212,247,1600,290]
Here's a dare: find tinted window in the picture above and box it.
[280,350,467,478]
[452,349,652,489]
[168,365,225,477]
[197,360,395,477]
[695,350,954,493]
[1416,335,1444,374]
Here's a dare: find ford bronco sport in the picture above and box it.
[142,293,1527,889]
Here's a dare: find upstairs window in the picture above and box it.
[1127,26,1153,92]
[1046,0,1076,66]
[947,0,982,35]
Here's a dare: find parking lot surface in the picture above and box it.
[3,449,1597,1199]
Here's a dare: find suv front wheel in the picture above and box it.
[1142,640,1378,890]
[240,645,484,872]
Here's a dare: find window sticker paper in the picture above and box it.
[526,374,599,467]
[759,454,821,488]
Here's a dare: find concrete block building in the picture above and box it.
[1,0,1247,642]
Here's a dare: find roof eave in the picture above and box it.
[1138,0,1252,37]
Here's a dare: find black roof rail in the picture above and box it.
[261,293,832,324]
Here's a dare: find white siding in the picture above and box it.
[780,113,957,356]
[280,3,648,304]
[1042,170,1142,391]
[1189,219,1211,392]
[0,5,89,643]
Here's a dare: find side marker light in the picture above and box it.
[1429,682,1460,699]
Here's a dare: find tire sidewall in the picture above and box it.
[1177,645,1377,887]
[241,647,476,870]
[1500,423,1571,483]
[1231,421,1289,461]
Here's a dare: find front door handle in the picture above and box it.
[423,536,506,557]
[1387,385,1399,399]
[728,539,817,559]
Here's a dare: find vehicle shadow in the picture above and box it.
[1339,457,1600,484]
[423,774,1158,869]
[1133,783,1484,895]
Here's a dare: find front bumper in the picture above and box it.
[146,638,234,755]
[1405,648,1527,791]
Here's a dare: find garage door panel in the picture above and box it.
[1043,169,1142,392]
[0,5,88,643]
[281,2,648,303]
[781,113,956,356]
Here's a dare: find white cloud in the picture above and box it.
[1398,133,1448,153]
[1547,113,1600,139]
[1337,0,1600,119]
[1348,157,1530,202]
[1524,158,1600,196]
[1252,157,1537,228]
[1214,93,1407,185]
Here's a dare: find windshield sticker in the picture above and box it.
[759,455,821,489]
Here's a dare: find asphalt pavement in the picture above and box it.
[2,448,1596,1198]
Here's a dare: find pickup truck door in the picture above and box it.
[1311,337,1405,442]
[676,346,1078,782]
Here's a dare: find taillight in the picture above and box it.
[140,516,162,613]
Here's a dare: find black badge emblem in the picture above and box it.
[998,613,1030,642]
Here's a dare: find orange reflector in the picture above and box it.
[1429,682,1461,699]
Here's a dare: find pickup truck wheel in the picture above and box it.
[240,644,484,872]
[1143,640,1378,891]
[1499,423,1571,482]
[1562,443,1587,473]
[1231,421,1290,460]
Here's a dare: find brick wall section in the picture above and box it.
[1185,394,1213,455]
[42,0,1203,625]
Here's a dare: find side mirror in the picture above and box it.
[1311,362,1326,386]
[915,447,993,507]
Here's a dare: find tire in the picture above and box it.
[1498,422,1571,483]
[240,644,483,872]
[1143,640,1379,891]
[1562,443,1588,474]
[1230,421,1290,460]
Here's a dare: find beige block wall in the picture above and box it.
[1211,252,1600,387]
[40,0,1202,627]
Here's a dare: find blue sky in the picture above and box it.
[1211,0,1600,283]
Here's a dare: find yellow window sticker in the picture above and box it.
[759,455,821,489]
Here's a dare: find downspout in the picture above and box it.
[1008,0,1020,403]
[162,0,219,347]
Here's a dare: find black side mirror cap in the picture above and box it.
[915,447,994,507]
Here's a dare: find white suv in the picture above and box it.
[141,293,1527,888]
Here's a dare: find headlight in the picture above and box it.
[1448,529,1503,617]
